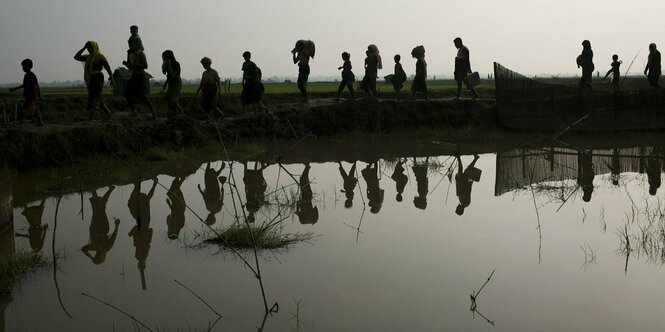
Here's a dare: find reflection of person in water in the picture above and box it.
[362,162,384,214]
[243,161,267,223]
[338,162,358,208]
[577,150,595,202]
[391,159,408,202]
[16,199,48,252]
[198,162,226,225]
[296,163,319,224]
[455,154,480,216]
[82,186,120,265]
[646,147,662,196]
[608,148,621,186]
[128,177,158,227]
[412,158,429,209]
[128,216,153,291]
[166,177,186,239]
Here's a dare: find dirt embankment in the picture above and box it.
[0,97,497,170]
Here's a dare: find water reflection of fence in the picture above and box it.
[495,146,661,196]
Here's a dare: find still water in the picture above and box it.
[5,142,665,331]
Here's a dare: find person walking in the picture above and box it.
[74,41,115,120]
[645,43,661,88]
[454,37,478,99]
[161,50,183,115]
[577,40,595,89]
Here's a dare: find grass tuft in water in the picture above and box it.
[0,250,43,294]
[205,225,314,250]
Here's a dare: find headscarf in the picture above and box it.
[368,44,383,70]
[84,41,108,85]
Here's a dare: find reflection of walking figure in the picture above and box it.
[411,46,428,100]
[128,177,158,228]
[646,147,662,196]
[161,50,184,115]
[361,45,382,97]
[123,38,155,118]
[82,186,119,264]
[608,148,621,186]
[455,154,480,216]
[645,43,661,88]
[16,199,47,252]
[390,159,408,202]
[392,55,407,96]
[296,164,319,225]
[74,41,115,120]
[337,52,355,101]
[166,177,186,239]
[577,150,595,202]
[292,40,315,102]
[198,162,226,225]
[577,40,595,89]
[603,55,622,92]
[243,162,267,223]
[128,217,153,291]
[412,158,429,210]
[454,38,479,99]
[8,59,43,126]
[338,162,358,208]
[362,162,384,214]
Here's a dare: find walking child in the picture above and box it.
[392,55,407,96]
[9,59,43,126]
[603,54,622,92]
[337,52,355,101]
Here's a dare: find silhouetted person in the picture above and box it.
[453,38,478,99]
[646,147,662,196]
[292,40,315,102]
[608,148,621,186]
[128,25,144,51]
[15,199,47,252]
[166,177,186,239]
[337,52,355,101]
[362,162,384,214]
[392,54,407,96]
[128,177,158,228]
[577,40,594,89]
[338,161,358,208]
[9,59,43,126]
[161,50,184,115]
[196,57,223,117]
[123,38,155,118]
[82,186,119,265]
[360,45,382,97]
[412,158,430,209]
[243,162,267,223]
[577,150,595,202]
[603,54,622,92]
[74,41,114,120]
[411,45,428,100]
[198,162,226,225]
[128,215,152,291]
[296,164,319,225]
[390,159,408,202]
[645,43,661,88]
[241,51,261,112]
[455,154,480,216]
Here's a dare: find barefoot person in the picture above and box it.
[161,50,183,115]
[9,59,43,126]
[123,38,155,118]
[411,45,428,100]
[645,43,661,88]
[453,37,478,99]
[603,54,622,92]
[292,40,315,102]
[241,51,260,112]
[74,41,115,120]
[337,52,355,101]
[196,57,223,118]
[360,45,382,97]
[577,40,594,89]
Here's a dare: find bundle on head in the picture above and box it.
[294,39,316,58]
[411,45,425,58]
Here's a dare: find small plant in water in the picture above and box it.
[0,250,43,294]
[205,224,314,250]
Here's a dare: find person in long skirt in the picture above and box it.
[74,41,115,120]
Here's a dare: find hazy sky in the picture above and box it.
[1,0,664,84]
